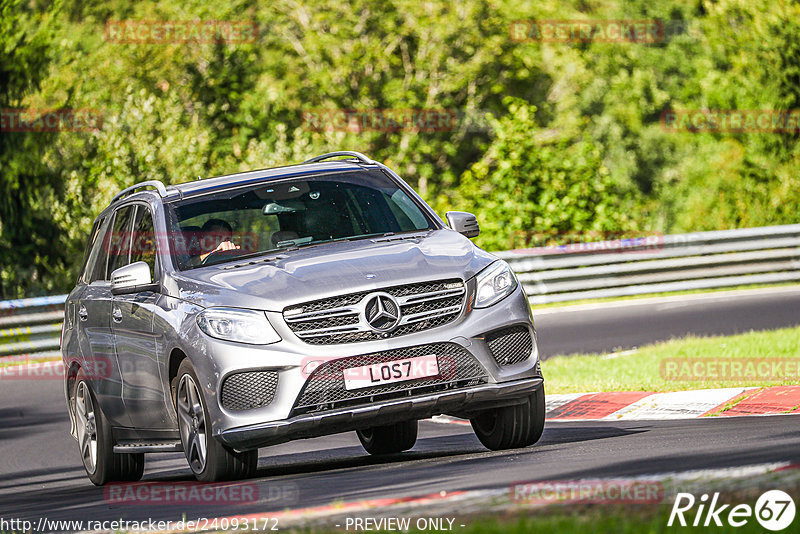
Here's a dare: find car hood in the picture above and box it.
[169,230,496,311]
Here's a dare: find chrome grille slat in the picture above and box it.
[399,304,464,325]
[397,288,465,305]
[284,306,360,323]
[296,324,363,338]
[283,279,466,345]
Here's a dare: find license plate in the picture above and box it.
[343,354,440,391]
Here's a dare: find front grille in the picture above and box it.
[283,279,466,345]
[221,371,278,411]
[486,325,533,366]
[291,342,487,416]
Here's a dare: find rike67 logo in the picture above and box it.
[668,490,796,531]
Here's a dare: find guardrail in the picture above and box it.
[0,295,66,359]
[2,223,799,359]
[496,223,800,304]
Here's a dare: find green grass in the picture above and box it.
[297,486,800,534]
[447,504,791,534]
[529,282,800,310]
[543,325,800,394]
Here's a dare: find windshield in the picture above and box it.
[166,169,436,270]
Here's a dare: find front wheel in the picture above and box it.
[73,369,144,485]
[357,420,418,455]
[175,359,257,481]
[470,386,545,451]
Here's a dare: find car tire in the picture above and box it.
[175,359,257,482]
[73,369,144,486]
[356,420,418,455]
[470,386,545,451]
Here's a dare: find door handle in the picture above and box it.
[112,307,123,323]
[79,305,88,322]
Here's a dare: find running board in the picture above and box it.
[113,441,183,453]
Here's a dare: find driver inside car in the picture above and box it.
[198,218,240,263]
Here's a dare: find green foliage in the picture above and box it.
[0,0,70,297]
[441,99,636,250]
[1,0,799,297]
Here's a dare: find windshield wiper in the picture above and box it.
[370,230,432,243]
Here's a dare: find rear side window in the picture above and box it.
[130,205,157,280]
[106,205,135,278]
[80,216,107,283]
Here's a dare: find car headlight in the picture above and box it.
[196,307,281,345]
[474,260,519,308]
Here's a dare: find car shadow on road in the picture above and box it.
[538,423,649,446]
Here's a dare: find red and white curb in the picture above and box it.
[430,386,800,424]
[543,386,800,420]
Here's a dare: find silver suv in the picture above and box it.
[61,152,545,485]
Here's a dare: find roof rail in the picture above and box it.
[110,180,169,204]
[302,151,376,165]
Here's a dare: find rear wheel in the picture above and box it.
[73,370,144,485]
[357,420,418,455]
[176,359,257,481]
[470,386,545,451]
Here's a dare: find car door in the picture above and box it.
[111,204,171,429]
[76,210,132,427]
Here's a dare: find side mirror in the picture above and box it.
[445,211,480,238]
[111,262,159,295]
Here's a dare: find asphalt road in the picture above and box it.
[2,288,799,527]
[534,286,800,358]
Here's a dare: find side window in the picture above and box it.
[130,205,157,280]
[106,205,135,278]
[81,216,107,284]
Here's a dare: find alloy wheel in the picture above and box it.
[177,374,208,474]
[75,382,98,474]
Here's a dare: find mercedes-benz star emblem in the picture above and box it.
[364,293,401,333]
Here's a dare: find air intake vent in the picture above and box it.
[221,371,278,411]
[486,325,533,366]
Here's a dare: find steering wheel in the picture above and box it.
[199,247,232,266]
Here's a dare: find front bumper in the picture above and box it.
[219,377,543,450]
